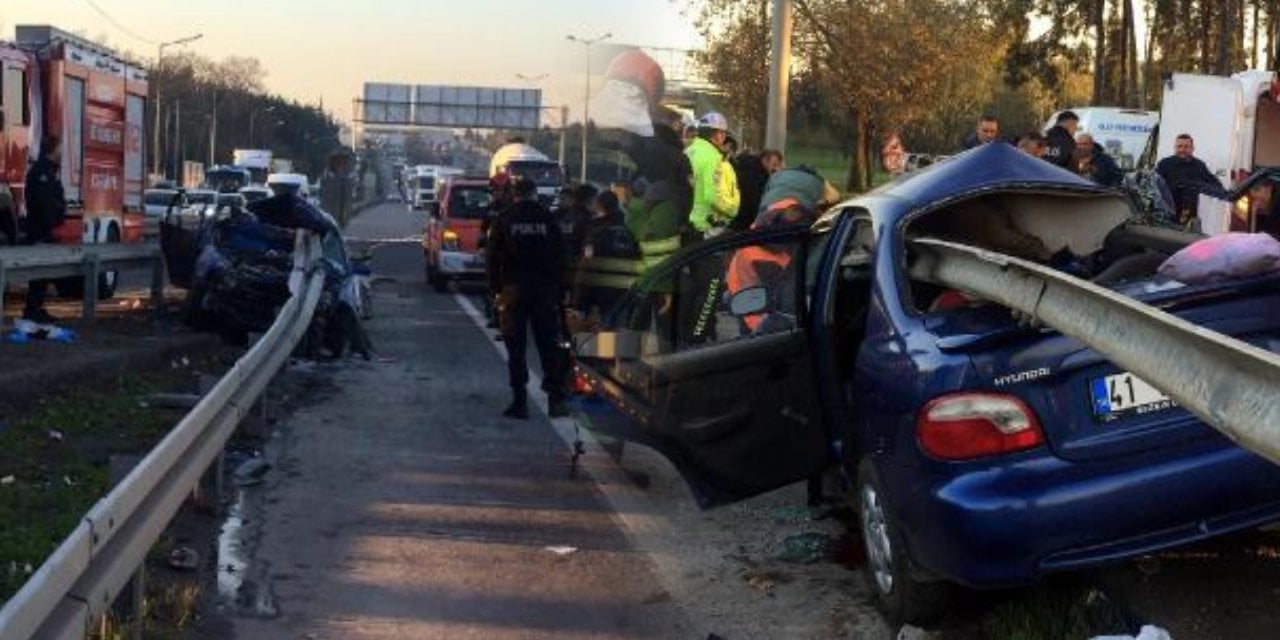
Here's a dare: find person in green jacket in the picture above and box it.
[627,154,694,272]
[684,112,740,238]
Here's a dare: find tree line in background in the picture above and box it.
[149,50,343,179]
[690,0,1280,191]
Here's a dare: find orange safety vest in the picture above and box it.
[726,197,807,331]
[726,244,792,332]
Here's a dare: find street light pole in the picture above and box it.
[765,0,793,153]
[567,32,610,184]
[558,105,569,169]
[152,33,202,178]
[249,106,276,148]
[208,90,218,167]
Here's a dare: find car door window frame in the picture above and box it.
[617,226,813,357]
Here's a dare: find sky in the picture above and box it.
[1,0,704,125]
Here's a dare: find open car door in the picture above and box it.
[576,226,829,507]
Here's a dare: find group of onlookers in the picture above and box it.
[953,111,1236,227]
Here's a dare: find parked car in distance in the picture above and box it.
[422,176,490,292]
[238,185,272,204]
[216,193,247,212]
[144,189,185,217]
[573,142,1280,625]
[184,189,217,216]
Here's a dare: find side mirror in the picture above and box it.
[429,203,442,220]
[728,286,769,317]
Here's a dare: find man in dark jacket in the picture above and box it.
[729,149,783,231]
[1155,133,1223,220]
[577,191,641,317]
[1074,133,1123,187]
[1042,111,1079,170]
[23,136,67,323]
[488,178,569,419]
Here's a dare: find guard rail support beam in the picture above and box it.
[908,237,1280,466]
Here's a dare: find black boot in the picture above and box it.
[503,388,529,420]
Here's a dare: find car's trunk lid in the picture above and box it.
[933,273,1280,462]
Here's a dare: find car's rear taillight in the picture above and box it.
[916,393,1044,461]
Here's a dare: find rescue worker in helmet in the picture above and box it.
[685,111,740,240]
[487,177,571,419]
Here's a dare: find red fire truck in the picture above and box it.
[0,26,149,280]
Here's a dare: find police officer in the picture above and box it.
[1042,110,1079,170]
[488,177,570,419]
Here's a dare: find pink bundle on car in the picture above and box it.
[1158,232,1280,284]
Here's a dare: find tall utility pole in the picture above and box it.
[559,105,569,168]
[567,32,611,184]
[152,33,203,178]
[765,0,793,153]
[249,106,276,147]
[208,90,218,166]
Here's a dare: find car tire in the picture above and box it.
[425,259,446,293]
[856,459,951,627]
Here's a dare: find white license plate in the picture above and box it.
[1090,372,1175,420]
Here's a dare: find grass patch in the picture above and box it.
[980,584,1134,640]
[787,146,850,185]
[0,374,187,601]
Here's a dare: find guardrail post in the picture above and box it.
[150,251,166,321]
[194,451,225,515]
[83,253,100,320]
[109,563,146,640]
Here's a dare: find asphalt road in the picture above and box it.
[222,202,887,639]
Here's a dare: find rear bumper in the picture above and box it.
[438,250,485,276]
[880,442,1280,587]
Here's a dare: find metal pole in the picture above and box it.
[149,34,202,179]
[558,105,568,169]
[765,0,793,153]
[209,90,217,167]
[174,99,182,180]
[568,33,610,184]
[152,44,163,177]
[582,48,591,184]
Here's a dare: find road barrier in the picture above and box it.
[909,237,1280,466]
[0,231,325,639]
[0,244,165,329]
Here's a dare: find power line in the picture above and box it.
[79,0,158,45]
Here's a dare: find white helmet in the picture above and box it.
[697,111,730,131]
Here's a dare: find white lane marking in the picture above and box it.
[451,292,670,537]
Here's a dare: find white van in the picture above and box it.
[1044,107,1159,170]
[1156,70,1280,189]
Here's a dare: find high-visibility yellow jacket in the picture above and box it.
[685,137,740,233]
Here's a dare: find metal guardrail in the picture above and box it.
[0,243,165,328]
[0,231,325,639]
[909,237,1280,466]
